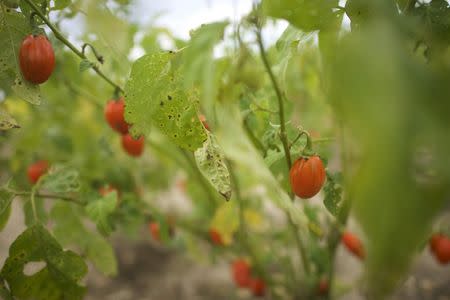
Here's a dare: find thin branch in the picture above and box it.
[255,24,311,276]
[22,0,124,93]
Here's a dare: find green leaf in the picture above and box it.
[0,189,14,231]
[194,133,231,200]
[261,0,339,31]
[124,52,207,151]
[181,21,228,115]
[0,8,42,104]
[79,59,94,72]
[0,224,87,300]
[39,166,80,194]
[85,191,118,236]
[0,107,20,130]
[51,202,117,276]
[52,0,71,10]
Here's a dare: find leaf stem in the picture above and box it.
[22,0,124,93]
[256,28,291,169]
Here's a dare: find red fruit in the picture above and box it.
[318,278,329,295]
[99,185,118,197]
[289,155,326,199]
[199,114,210,131]
[149,222,160,241]
[430,234,441,253]
[430,234,450,264]
[249,278,266,297]
[19,35,55,84]
[341,231,365,259]
[104,98,129,134]
[121,134,144,157]
[231,259,251,288]
[209,228,224,246]
[27,160,49,184]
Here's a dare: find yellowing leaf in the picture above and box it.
[210,201,239,245]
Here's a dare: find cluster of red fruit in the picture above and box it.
[104,97,144,157]
[231,259,266,297]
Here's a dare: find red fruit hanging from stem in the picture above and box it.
[289,155,326,199]
[19,35,55,84]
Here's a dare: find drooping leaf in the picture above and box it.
[85,191,118,236]
[0,7,42,104]
[124,52,207,151]
[210,201,239,245]
[194,133,231,200]
[261,0,339,31]
[51,202,117,276]
[0,224,87,300]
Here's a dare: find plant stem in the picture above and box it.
[13,190,85,205]
[22,0,124,93]
[256,25,311,276]
[256,29,292,169]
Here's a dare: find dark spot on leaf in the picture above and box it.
[160,101,164,106]
[167,95,172,100]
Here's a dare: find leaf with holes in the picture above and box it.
[194,133,231,200]
[124,52,207,151]
[0,7,42,104]
[51,202,117,276]
[0,224,87,300]
[85,191,118,236]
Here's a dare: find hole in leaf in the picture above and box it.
[23,261,47,276]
